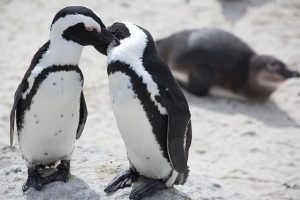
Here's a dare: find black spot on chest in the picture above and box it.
[16,65,83,132]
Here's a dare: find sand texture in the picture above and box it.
[0,0,300,199]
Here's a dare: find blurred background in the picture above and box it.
[0,0,300,199]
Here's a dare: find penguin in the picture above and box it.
[10,6,119,192]
[155,28,300,101]
[94,22,192,200]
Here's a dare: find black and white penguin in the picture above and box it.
[10,6,119,191]
[94,22,192,200]
[156,28,300,101]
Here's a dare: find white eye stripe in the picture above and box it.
[51,14,101,36]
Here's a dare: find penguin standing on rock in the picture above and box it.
[10,6,119,191]
[95,22,192,200]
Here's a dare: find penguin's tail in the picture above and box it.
[174,168,189,185]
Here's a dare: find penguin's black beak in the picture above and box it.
[100,29,120,47]
[63,23,120,47]
[94,43,109,56]
[94,29,120,56]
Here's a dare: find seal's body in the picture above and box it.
[156,28,299,101]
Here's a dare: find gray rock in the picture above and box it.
[132,176,191,200]
[25,177,100,200]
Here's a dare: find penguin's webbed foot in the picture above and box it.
[104,169,139,194]
[129,179,166,200]
[22,166,44,192]
[50,160,70,183]
[23,161,71,192]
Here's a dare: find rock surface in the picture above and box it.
[132,177,191,200]
[26,178,100,200]
[0,144,247,200]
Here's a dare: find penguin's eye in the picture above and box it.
[85,26,99,32]
[85,27,94,31]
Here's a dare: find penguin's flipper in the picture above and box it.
[10,82,25,146]
[159,88,191,174]
[76,92,88,139]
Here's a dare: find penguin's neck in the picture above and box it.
[39,36,83,68]
[108,39,145,64]
[108,28,148,65]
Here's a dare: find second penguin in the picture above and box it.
[95,22,192,200]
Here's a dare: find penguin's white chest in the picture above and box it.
[19,71,82,166]
[108,72,172,179]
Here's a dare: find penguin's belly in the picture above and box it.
[19,71,82,166]
[109,72,172,179]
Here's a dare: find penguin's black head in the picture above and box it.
[94,22,156,56]
[94,22,131,55]
[50,6,119,46]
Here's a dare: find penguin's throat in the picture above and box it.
[108,43,144,65]
[21,39,83,99]
[44,37,83,67]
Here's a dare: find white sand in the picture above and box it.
[0,0,300,199]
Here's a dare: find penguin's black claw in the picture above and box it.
[51,160,70,183]
[22,161,71,192]
[104,169,139,194]
[129,180,166,200]
[22,177,43,192]
[22,167,44,192]
[50,168,70,183]
[34,160,70,185]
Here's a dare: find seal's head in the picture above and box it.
[250,55,299,91]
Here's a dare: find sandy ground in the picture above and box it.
[0,143,247,200]
[0,0,300,199]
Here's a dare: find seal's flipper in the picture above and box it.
[187,68,214,96]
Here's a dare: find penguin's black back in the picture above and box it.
[156,28,256,92]
[140,27,190,106]
[22,41,50,90]
[15,41,50,130]
[141,37,192,176]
